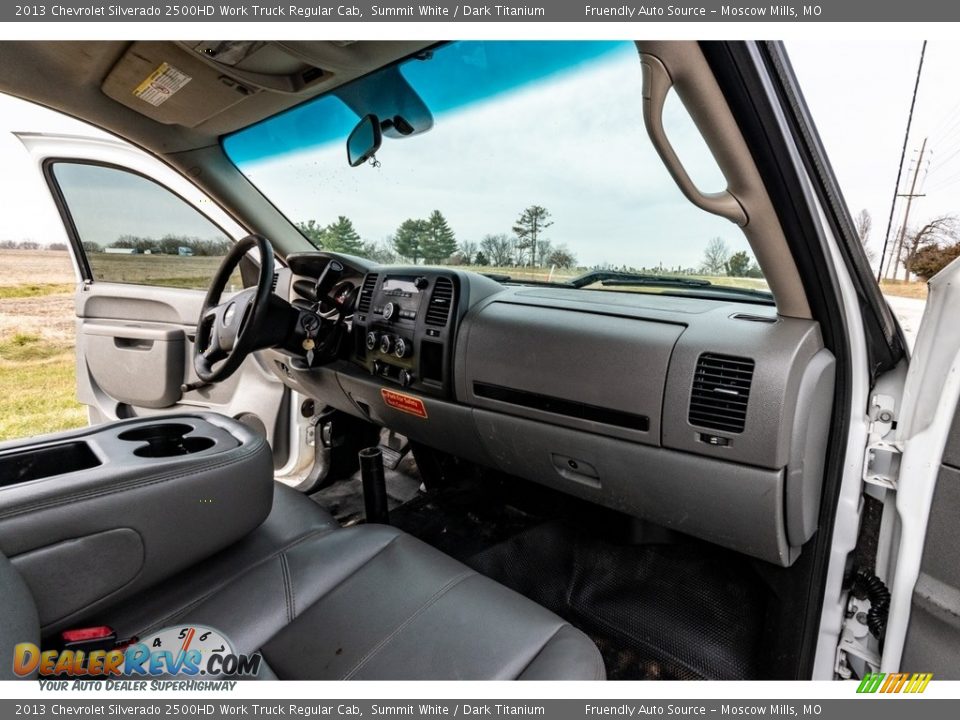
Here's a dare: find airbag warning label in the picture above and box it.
[381,389,428,418]
[133,62,191,106]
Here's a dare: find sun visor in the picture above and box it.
[101,41,260,127]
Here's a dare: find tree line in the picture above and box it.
[2,236,233,256]
[296,205,579,270]
[0,239,68,251]
[83,235,232,256]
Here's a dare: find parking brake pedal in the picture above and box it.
[377,430,409,470]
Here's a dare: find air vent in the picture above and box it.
[292,279,317,302]
[425,277,454,326]
[688,353,755,434]
[271,272,279,292]
[731,313,777,324]
[357,273,378,313]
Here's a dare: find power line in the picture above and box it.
[878,41,927,283]
[929,101,960,141]
[926,142,960,179]
[924,166,960,194]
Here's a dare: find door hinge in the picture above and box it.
[863,394,901,491]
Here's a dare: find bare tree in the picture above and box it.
[546,245,577,269]
[854,209,876,262]
[454,240,478,265]
[700,237,730,276]
[900,215,958,281]
[536,239,554,268]
[480,234,513,267]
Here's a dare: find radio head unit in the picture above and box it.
[353,271,457,396]
[374,275,427,322]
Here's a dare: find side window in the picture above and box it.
[50,163,241,291]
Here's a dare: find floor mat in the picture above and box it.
[467,523,767,680]
[309,452,422,526]
[387,474,541,560]
[312,455,767,680]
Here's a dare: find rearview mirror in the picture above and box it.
[347,114,382,167]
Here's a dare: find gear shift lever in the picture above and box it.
[359,447,389,525]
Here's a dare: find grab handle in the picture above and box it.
[640,53,747,226]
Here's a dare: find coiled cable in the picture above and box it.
[853,568,892,640]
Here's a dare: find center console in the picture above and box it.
[0,414,273,633]
[352,270,459,397]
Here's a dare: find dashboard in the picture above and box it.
[268,252,836,568]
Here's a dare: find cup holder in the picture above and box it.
[118,423,215,458]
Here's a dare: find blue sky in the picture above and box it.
[227,41,745,271]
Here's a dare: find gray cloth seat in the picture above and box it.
[13,485,605,680]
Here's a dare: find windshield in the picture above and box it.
[224,41,770,302]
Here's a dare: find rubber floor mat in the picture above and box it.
[467,523,767,680]
[387,477,540,560]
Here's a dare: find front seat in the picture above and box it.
[4,485,605,681]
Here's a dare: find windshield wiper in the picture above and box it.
[568,270,775,304]
[482,272,571,287]
[568,270,712,289]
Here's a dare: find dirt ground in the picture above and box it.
[0,248,76,287]
[0,250,76,343]
[0,294,75,340]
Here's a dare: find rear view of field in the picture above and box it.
[0,249,83,440]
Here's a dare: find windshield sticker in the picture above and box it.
[133,62,191,107]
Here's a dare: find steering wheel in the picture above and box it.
[194,234,275,384]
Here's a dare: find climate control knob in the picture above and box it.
[379,334,395,354]
[365,331,379,351]
[382,302,397,321]
[394,337,412,359]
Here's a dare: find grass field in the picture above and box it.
[0,250,84,441]
[0,333,86,440]
[88,253,241,290]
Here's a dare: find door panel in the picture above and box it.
[80,320,184,408]
[76,282,292,468]
[881,254,960,673]
[901,407,960,678]
[16,133,296,473]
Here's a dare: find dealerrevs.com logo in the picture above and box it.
[13,625,261,679]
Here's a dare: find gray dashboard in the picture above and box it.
[273,256,835,567]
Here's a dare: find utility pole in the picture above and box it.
[885,137,928,281]
[878,41,926,282]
